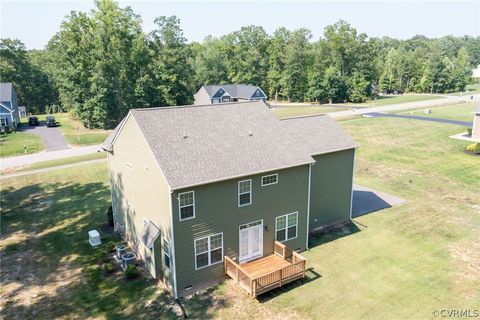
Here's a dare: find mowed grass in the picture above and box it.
[41,113,110,146]
[1,117,479,319]
[400,102,475,122]
[0,131,45,157]
[272,105,351,118]
[0,152,107,174]
[354,94,441,107]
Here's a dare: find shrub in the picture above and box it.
[467,128,472,136]
[466,143,480,154]
[103,261,117,275]
[125,264,140,279]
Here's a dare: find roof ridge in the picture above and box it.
[131,100,260,112]
[280,113,328,121]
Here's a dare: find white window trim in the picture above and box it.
[275,212,298,242]
[261,173,278,186]
[194,232,224,270]
[178,191,195,221]
[163,238,171,270]
[238,179,252,207]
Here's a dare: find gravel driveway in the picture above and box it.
[19,124,69,151]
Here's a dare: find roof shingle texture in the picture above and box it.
[131,101,317,189]
[0,83,13,102]
[106,101,358,190]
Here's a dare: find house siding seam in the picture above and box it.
[171,165,310,294]
[107,115,173,288]
[309,148,355,230]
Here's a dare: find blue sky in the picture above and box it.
[1,0,479,49]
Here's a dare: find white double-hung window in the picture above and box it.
[194,233,223,269]
[238,179,252,206]
[276,212,298,242]
[179,191,195,221]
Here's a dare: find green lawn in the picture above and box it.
[0,131,45,158]
[400,102,475,122]
[1,152,107,174]
[272,105,351,118]
[450,83,480,96]
[354,94,441,107]
[54,113,110,146]
[1,116,479,319]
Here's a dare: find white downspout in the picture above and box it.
[349,148,357,220]
[168,190,178,298]
[306,163,312,250]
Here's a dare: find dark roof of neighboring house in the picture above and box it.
[0,83,13,102]
[103,101,357,190]
[202,84,267,99]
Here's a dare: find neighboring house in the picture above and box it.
[18,106,27,118]
[194,84,267,105]
[472,103,480,140]
[0,83,20,128]
[102,101,358,298]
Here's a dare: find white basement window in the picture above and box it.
[276,212,298,242]
[178,191,195,221]
[194,233,223,269]
[261,174,278,186]
[238,179,252,207]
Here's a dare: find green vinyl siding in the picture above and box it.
[309,148,355,230]
[171,165,310,292]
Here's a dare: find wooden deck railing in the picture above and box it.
[224,241,306,298]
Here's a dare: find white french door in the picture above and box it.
[239,220,263,263]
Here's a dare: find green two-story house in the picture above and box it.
[102,101,358,298]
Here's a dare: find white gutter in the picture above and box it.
[306,163,312,249]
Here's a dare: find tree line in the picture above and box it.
[1,0,479,129]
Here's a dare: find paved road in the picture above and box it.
[0,144,103,170]
[328,94,479,119]
[364,112,473,127]
[19,124,69,151]
[0,158,106,180]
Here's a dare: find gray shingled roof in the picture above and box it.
[106,101,357,190]
[101,117,126,151]
[281,114,359,156]
[0,83,13,102]
[203,84,267,99]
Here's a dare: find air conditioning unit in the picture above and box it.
[115,244,127,260]
[122,252,136,270]
[88,230,101,247]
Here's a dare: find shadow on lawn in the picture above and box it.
[308,221,362,249]
[0,178,225,320]
[257,267,322,303]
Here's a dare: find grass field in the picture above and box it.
[54,113,110,146]
[399,102,475,122]
[0,131,45,158]
[354,94,441,107]
[272,105,351,118]
[1,116,479,319]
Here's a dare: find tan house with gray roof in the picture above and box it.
[102,101,358,298]
[194,84,267,105]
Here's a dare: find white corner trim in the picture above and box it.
[168,189,178,299]
[349,149,356,220]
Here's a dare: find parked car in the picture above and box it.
[46,115,57,127]
[28,116,39,126]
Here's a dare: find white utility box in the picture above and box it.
[88,230,101,247]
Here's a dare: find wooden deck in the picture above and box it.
[224,241,306,298]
